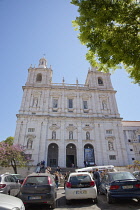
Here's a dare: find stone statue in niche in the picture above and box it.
[53,99,58,108]
[33,97,38,107]
[86,132,90,140]
[102,100,107,110]
[108,141,114,150]
[52,131,56,139]
[69,131,73,139]
[27,139,33,149]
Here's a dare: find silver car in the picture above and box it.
[0,173,21,196]
[133,171,140,180]
[0,193,25,210]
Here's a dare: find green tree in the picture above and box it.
[0,141,29,174]
[71,0,140,84]
[4,136,14,146]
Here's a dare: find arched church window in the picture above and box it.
[27,139,33,149]
[98,77,103,85]
[52,131,56,139]
[36,73,42,82]
[86,131,90,140]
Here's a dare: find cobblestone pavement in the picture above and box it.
[25,187,140,210]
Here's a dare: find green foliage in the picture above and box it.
[4,136,14,146]
[71,0,140,84]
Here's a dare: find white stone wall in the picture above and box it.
[122,121,140,164]
[14,58,131,168]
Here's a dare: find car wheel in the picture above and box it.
[98,188,104,195]
[107,192,115,204]
[66,199,71,205]
[50,200,56,209]
[94,197,98,204]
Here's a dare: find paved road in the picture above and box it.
[26,187,140,210]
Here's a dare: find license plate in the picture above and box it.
[122,185,133,189]
[29,196,42,200]
[75,190,87,194]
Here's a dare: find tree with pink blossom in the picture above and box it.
[0,137,29,174]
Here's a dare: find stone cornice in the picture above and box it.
[65,139,78,142]
[16,114,122,121]
[82,139,95,142]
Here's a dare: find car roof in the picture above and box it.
[11,174,21,175]
[26,172,52,177]
[107,171,132,175]
[69,172,91,176]
[1,173,11,176]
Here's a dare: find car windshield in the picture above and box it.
[70,175,91,183]
[13,174,23,179]
[111,172,136,181]
[24,176,49,185]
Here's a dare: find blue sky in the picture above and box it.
[0,0,139,141]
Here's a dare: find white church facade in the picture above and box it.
[14,58,140,168]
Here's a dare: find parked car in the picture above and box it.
[11,174,25,184]
[0,173,21,196]
[132,171,140,180]
[99,171,140,204]
[65,172,97,204]
[0,193,25,210]
[19,172,57,209]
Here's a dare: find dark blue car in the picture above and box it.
[99,171,140,204]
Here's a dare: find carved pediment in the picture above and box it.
[49,125,60,130]
[66,125,77,131]
[65,93,77,98]
[82,126,94,131]
[80,93,91,99]
[105,136,115,141]
[99,94,108,99]
[32,91,42,96]
[26,134,36,139]
[50,92,62,96]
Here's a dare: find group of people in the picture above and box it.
[36,160,46,173]
[35,161,109,192]
[36,163,63,189]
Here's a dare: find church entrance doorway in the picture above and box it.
[66,143,77,167]
[47,143,58,167]
[84,144,95,166]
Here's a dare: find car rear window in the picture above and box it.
[24,176,49,185]
[111,172,136,181]
[70,175,91,183]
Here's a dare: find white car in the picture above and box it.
[0,193,25,210]
[65,172,97,204]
